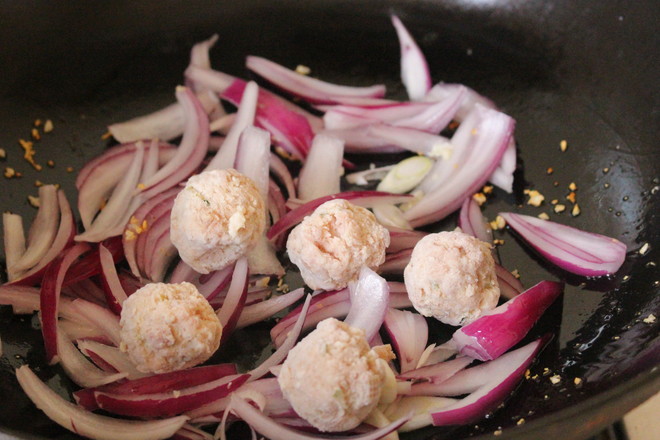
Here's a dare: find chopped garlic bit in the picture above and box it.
[573,377,583,386]
[549,374,561,384]
[566,191,577,203]
[490,215,506,230]
[554,204,566,213]
[43,119,54,133]
[31,128,41,141]
[517,418,526,426]
[643,314,656,324]
[34,180,43,187]
[494,429,503,436]
[47,160,55,168]
[19,139,42,171]
[493,239,505,246]
[4,167,16,178]
[101,131,112,140]
[524,189,545,207]
[0,148,6,159]
[511,269,520,279]
[538,212,550,220]
[295,64,311,75]
[560,140,568,152]
[546,167,554,175]
[428,142,453,159]
[28,195,40,208]
[568,182,577,191]
[571,203,581,217]
[603,167,610,174]
[482,185,493,195]
[639,242,650,255]
[34,119,42,127]
[472,192,487,206]
[66,166,74,173]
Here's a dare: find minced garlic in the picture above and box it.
[554,204,566,213]
[571,203,581,217]
[560,140,568,152]
[538,212,550,220]
[490,215,506,230]
[472,192,487,206]
[524,189,545,206]
[43,119,54,133]
[28,195,40,208]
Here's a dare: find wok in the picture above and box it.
[0,0,658,439]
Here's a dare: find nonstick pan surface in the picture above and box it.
[0,1,658,439]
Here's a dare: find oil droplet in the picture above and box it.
[623,196,629,201]
[615,211,622,216]
[608,207,614,212]
[604,183,611,189]
[653,281,660,287]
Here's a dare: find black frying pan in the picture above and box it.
[0,1,658,439]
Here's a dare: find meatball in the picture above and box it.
[286,199,390,290]
[119,282,222,373]
[170,169,266,274]
[278,318,391,432]
[404,230,500,326]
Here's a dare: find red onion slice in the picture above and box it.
[76,142,145,242]
[267,191,412,241]
[10,190,76,287]
[98,243,128,315]
[499,212,627,276]
[404,105,515,227]
[69,298,122,346]
[383,308,428,373]
[453,281,562,361]
[57,325,127,388]
[172,424,214,440]
[12,185,60,272]
[77,339,148,380]
[94,374,249,418]
[229,393,410,440]
[458,197,493,245]
[399,356,473,385]
[391,15,432,101]
[15,366,188,440]
[235,126,271,200]
[40,242,91,364]
[382,396,458,432]
[345,267,390,342]
[386,227,427,253]
[246,55,386,105]
[237,288,305,329]
[379,248,412,275]
[216,257,249,344]
[140,87,210,199]
[247,294,312,381]
[206,81,258,171]
[430,338,546,425]
[2,212,26,281]
[269,153,297,199]
[424,83,497,122]
[495,263,525,300]
[489,138,516,193]
[63,237,124,287]
[297,134,345,201]
[270,282,411,348]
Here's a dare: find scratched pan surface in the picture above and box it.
[0,1,658,439]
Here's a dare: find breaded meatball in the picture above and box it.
[404,230,500,326]
[119,282,222,373]
[170,169,266,274]
[278,318,390,432]
[286,199,390,290]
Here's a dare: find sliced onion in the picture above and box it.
[140,86,210,199]
[500,212,627,276]
[75,364,238,410]
[77,339,148,380]
[195,264,234,302]
[64,279,107,306]
[384,396,457,432]
[345,164,394,186]
[378,248,412,275]
[247,294,311,381]
[489,138,516,193]
[2,212,26,281]
[95,374,249,418]
[267,191,412,241]
[11,190,76,287]
[108,90,218,144]
[98,242,128,315]
[269,153,297,199]
[321,125,407,154]
[57,325,127,388]
[229,393,410,440]
[386,227,427,253]
[404,105,515,227]
[398,356,473,385]
[216,257,249,344]
[246,55,386,105]
[183,65,235,96]
[187,34,219,82]
[430,338,546,425]
[15,365,188,440]
[270,282,411,348]
[424,83,497,122]
[172,424,215,440]
[383,308,428,373]
[206,81,258,171]
[297,134,345,201]
[237,288,305,329]
[495,263,525,300]
[76,142,145,242]
[345,267,390,342]
[391,15,431,101]
[76,142,175,230]
[458,197,493,245]
[235,126,271,200]
[12,185,60,272]
[40,242,91,364]
[64,237,125,287]
[453,280,562,361]
[69,298,122,346]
